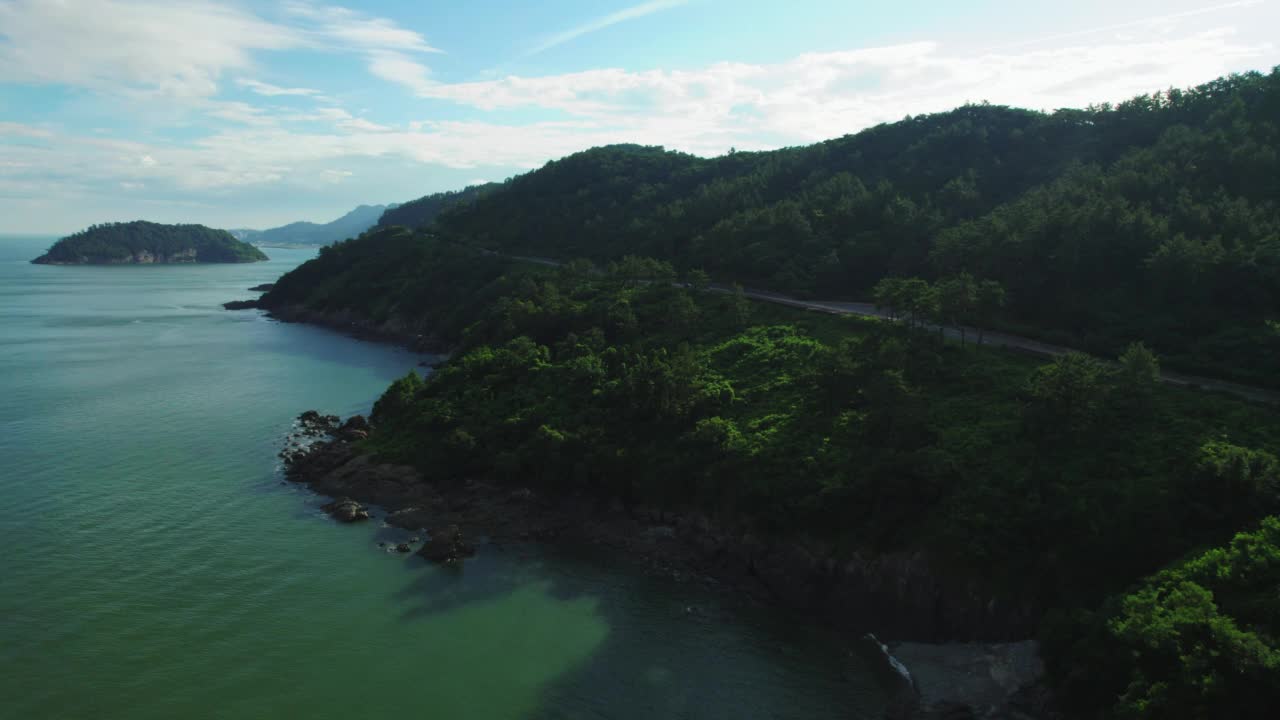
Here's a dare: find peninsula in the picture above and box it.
[32,221,268,265]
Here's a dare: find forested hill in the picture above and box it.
[33,221,267,265]
[375,183,497,230]
[406,68,1280,387]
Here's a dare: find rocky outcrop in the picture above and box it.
[248,283,275,292]
[282,416,1036,640]
[888,640,1051,720]
[417,525,475,564]
[222,299,262,310]
[321,497,370,523]
[259,303,447,352]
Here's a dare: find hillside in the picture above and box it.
[235,204,389,247]
[33,221,267,264]
[255,68,1280,719]
[376,184,497,230]
[261,224,1280,719]
[413,69,1280,387]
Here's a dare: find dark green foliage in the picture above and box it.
[263,68,1280,718]
[269,224,1280,718]
[33,221,267,264]
[1049,518,1280,719]
[425,68,1280,386]
[377,184,498,229]
[261,226,522,339]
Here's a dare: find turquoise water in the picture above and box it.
[0,235,886,719]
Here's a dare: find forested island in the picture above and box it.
[250,68,1280,719]
[33,221,268,265]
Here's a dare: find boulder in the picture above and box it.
[297,410,340,436]
[321,497,370,523]
[395,543,412,553]
[418,524,476,564]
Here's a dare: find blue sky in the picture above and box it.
[1,0,1277,234]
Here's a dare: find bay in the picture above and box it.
[0,234,887,719]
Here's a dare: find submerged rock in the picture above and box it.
[395,543,412,553]
[418,524,475,564]
[321,497,370,523]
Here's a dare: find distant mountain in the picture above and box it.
[376,184,498,229]
[238,205,392,247]
[32,221,267,265]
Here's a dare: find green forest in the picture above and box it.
[261,68,1280,719]
[379,68,1280,388]
[376,183,497,230]
[33,221,267,264]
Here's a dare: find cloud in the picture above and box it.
[0,121,54,139]
[366,51,434,95]
[0,0,439,100]
[418,30,1274,145]
[237,79,322,97]
[1,3,1276,229]
[526,0,690,57]
[0,0,302,99]
[283,1,441,53]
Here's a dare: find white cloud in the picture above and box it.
[1,4,1276,223]
[0,0,302,99]
[0,0,439,101]
[366,51,434,95]
[526,0,690,57]
[0,121,54,138]
[237,78,322,97]
[283,1,441,53]
[417,30,1275,145]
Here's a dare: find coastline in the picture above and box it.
[282,411,1054,720]
[223,297,1058,718]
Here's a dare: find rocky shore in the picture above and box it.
[281,410,1054,719]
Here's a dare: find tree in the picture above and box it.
[872,277,906,321]
[901,278,938,330]
[975,280,1006,345]
[1024,352,1109,440]
[684,268,712,294]
[938,272,979,345]
[1117,342,1161,396]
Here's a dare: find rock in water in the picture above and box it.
[417,525,475,564]
[321,497,370,523]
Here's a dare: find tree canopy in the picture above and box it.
[33,221,267,264]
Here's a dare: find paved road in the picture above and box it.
[480,247,1280,406]
[729,288,1280,406]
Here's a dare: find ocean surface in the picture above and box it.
[0,234,887,719]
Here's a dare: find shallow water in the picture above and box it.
[0,235,887,719]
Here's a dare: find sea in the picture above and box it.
[0,234,887,719]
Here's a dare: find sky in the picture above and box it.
[1,0,1278,234]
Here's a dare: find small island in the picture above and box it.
[32,221,268,265]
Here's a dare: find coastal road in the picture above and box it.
[476,247,1280,406]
